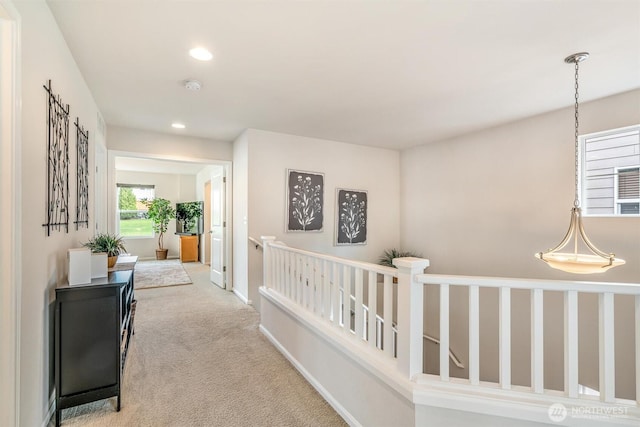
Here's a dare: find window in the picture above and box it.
[616,166,639,214]
[581,125,640,216]
[116,184,155,237]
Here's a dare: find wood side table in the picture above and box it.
[180,235,198,262]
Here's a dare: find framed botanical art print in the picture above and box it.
[286,169,324,232]
[335,188,367,245]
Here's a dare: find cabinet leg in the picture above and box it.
[117,394,121,411]
[55,409,60,427]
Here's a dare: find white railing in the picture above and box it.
[416,274,640,407]
[248,236,263,249]
[260,237,640,423]
[357,295,465,368]
[262,237,400,364]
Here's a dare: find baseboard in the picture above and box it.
[259,324,360,427]
[233,289,251,305]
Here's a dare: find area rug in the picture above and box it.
[134,259,193,290]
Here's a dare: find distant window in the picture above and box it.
[581,125,640,216]
[116,184,155,237]
[616,166,639,215]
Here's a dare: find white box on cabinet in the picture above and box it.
[68,248,92,285]
[91,252,108,278]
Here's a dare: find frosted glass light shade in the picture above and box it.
[535,252,625,274]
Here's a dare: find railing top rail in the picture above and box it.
[417,273,640,294]
[268,241,398,276]
[248,236,264,249]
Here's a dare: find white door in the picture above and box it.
[210,169,225,287]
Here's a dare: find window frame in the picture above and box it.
[115,184,156,239]
[579,124,640,218]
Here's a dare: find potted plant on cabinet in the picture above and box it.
[143,197,176,260]
[82,233,127,268]
[176,201,203,234]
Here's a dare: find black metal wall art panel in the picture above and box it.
[42,80,70,235]
[75,118,89,230]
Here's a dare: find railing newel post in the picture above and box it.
[393,257,430,380]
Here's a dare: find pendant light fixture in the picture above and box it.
[535,52,625,274]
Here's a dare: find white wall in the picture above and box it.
[239,129,401,308]
[232,131,249,302]
[0,3,20,426]
[14,1,104,425]
[401,89,640,398]
[107,125,232,161]
[115,170,196,259]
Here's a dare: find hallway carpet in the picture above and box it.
[56,263,346,427]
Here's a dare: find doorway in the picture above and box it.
[107,151,232,290]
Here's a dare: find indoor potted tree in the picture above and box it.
[143,197,176,260]
[82,233,127,268]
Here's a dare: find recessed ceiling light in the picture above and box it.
[189,47,213,61]
[171,123,186,129]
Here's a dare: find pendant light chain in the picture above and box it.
[573,59,580,208]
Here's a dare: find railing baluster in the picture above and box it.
[440,284,450,381]
[281,249,287,296]
[314,258,321,315]
[332,262,340,326]
[309,257,316,313]
[275,248,281,293]
[564,290,579,398]
[262,239,271,289]
[291,251,297,300]
[469,285,479,386]
[323,260,331,321]
[499,287,511,390]
[383,275,393,358]
[354,268,364,340]
[286,251,293,298]
[297,254,303,305]
[308,256,314,310]
[531,288,544,394]
[368,271,377,349]
[343,265,351,333]
[599,292,615,403]
[273,248,278,292]
[303,256,308,307]
[293,253,299,303]
[282,250,286,295]
[292,252,298,301]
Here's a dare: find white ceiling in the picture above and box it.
[48,0,640,150]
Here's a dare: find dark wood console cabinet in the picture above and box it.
[54,270,135,426]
